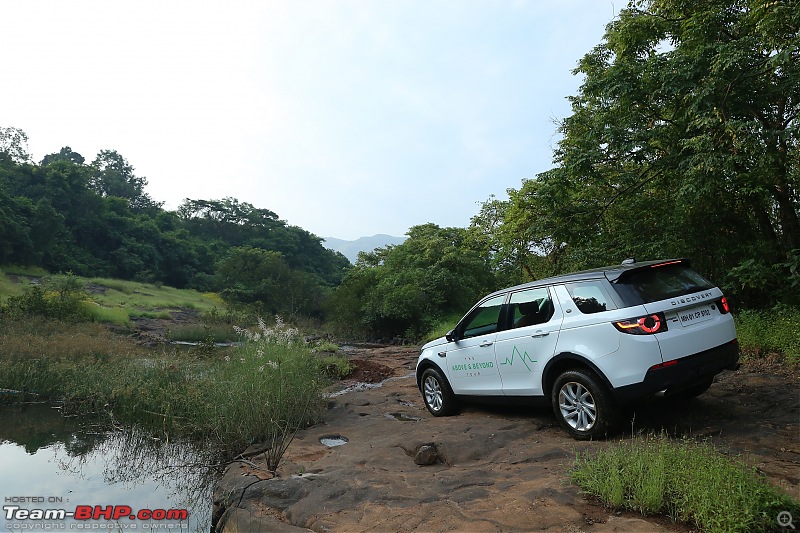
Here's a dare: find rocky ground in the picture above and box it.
[211,346,799,533]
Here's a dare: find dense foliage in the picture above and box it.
[326,224,497,338]
[0,137,349,316]
[471,0,799,308]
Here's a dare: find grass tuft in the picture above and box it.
[571,433,800,533]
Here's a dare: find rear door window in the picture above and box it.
[509,287,554,328]
[613,264,715,305]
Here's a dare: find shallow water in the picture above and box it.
[0,403,214,532]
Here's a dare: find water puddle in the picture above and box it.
[325,372,415,399]
[319,435,349,447]
[170,340,240,347]
[325,381,384,398]
[386,412,421,422]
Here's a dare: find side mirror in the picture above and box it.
[445,329,457,342]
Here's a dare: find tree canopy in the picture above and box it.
[326,224,497,338]
[471,0,799,307]
[0,143,349,316]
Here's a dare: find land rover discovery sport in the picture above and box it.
[415,259,739,439]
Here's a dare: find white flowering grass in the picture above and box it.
[209,316,325,470]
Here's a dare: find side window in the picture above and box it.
[509,287,554,328]
[565,282,615,314]
[461,295,506,339]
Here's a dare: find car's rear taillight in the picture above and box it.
[613,312,668,334]
[718,296,731,314]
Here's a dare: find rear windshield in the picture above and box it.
[612,264,715,305]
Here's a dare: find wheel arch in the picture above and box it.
[542,352,614,399]
[416,359,448,390]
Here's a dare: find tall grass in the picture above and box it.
[735,306,800,365]
[166,323,238,343]
[571,434,800,533]
[0,317,328,470]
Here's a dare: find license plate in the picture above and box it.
[678,305,715,327]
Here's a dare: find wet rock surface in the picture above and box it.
[213,346,800,532]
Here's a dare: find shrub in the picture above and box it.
[1,274,91,321]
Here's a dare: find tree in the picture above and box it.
[0,126,31,163]
[41,146,85,166]
[476,0,799,305]
[90,150,161,210]
[216,246,326,317]
[327,224,496,338]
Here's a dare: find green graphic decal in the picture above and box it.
[500,346,537,371]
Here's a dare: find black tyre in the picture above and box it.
[551,369,617,440]
[420,367,457,416]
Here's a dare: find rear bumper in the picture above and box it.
[612,338,739,404]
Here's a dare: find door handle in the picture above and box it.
[479,341,494,347]
[531,331,550,338]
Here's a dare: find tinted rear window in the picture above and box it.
[612,264,714,305]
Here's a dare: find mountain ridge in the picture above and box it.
[323,234,406,264]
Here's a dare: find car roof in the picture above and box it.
[487,259,688,297]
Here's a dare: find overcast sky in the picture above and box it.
[1,1,616,240]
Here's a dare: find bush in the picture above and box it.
[1,274,91,321]
[571,434,800,533]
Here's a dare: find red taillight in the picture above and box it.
[649,360,679,370]
[613,313,668,335]
[719,296,730,314]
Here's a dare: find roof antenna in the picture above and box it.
[622,257,636,265]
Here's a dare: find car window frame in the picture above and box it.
[456,294,508,340]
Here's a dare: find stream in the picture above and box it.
[0,403,216,532]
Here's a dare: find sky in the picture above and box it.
[1,1,617,241]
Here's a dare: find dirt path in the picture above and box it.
[213,346,800,532]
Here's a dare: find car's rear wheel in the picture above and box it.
[552,369,616,440]
[421,367,457,416]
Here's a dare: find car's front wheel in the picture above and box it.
[421,367,457,416]
[551,369,616,440]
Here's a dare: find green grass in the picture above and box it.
[422,313,462,343]
[86,276,220,313]
[1,271,223,326]
[0,269,38,302]
[88,305,132,326]
[735,307,800,365]
[571,434,800,533]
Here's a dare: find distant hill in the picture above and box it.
[323,234,406,264]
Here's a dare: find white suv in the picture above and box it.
[415,259,739,439]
